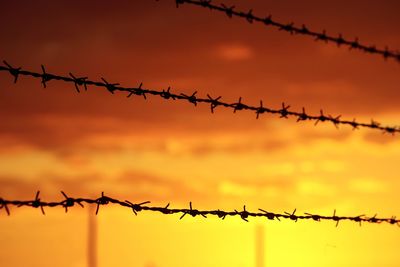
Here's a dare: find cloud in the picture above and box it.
[363,131,399,145]
[297,180,337,197]
[216,43,253,61]
[348,178,388,194]
[187,138,289,156]
[117,171,216,203]
[0,169,217,205]
[0,173,101,200]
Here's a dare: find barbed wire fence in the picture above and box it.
[0,191,399,227]
[171,0,400,63]
[1,61,399,135]
[1,1,400,234]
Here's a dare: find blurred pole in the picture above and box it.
[256,225,265,267]
[88,205,97,267]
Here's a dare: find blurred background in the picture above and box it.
[0,0,399,266]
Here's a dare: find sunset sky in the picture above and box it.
[0,1,400,266]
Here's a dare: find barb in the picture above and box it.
[1,192,399,227]
[1,61,399,135]
[173,0,400,63]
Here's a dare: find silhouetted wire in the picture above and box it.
[1,61,399,134]
[171,0,400,63]
[0,191,399,227]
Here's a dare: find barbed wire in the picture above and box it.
[0,191,399,227]
[171,0,400,63]
[1,60,399,135]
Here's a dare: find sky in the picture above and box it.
[0,0,400,266]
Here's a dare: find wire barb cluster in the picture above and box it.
[1,192,399,227]
[1,60,399,135]
[173,0,400,63]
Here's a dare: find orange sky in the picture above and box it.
[0,1,400,266]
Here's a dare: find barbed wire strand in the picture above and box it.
[171,0,400,63]
[1,60,399,135]
[0,191,399,227]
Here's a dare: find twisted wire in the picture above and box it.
[1,60,399,134]
[173,0,400,63]
[0,191,399,227]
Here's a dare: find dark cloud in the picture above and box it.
[0,174,100,200]
[117,171,225,203]
[0,170,218,204]
[0,0,399,126]
[298,128,351,143]
[363,131,399,145]
[188,139,289,156]
[0,7,398,155]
